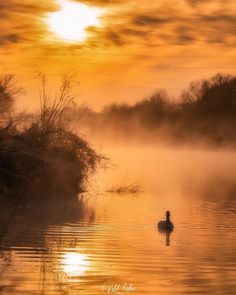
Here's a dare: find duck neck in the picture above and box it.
[166,214,170,222]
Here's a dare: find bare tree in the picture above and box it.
[0,72,22,127]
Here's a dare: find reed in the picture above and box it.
[108,184,142,194]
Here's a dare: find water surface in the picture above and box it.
[1,146,236,294]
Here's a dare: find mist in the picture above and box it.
[75,73,236,149]
[1,72,236,295]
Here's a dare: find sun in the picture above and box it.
[46,0,102,42]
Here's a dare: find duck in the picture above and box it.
[157,211,174,231]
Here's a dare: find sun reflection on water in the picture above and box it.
[62,252,90,277]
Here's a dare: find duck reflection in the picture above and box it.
[158,228,173,247]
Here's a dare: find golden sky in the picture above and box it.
[1,0,236,110]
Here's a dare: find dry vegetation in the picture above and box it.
[108,184,142,194]
[0,72,106,201]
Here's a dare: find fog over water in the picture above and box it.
[1,142,236,294]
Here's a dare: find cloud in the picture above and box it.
[0,0,236,50]
[104,29,125,46]
[0,0,56,48]
[199,14,236,23]
[185,0,206,5]
[132,14,170,26]
[0,34,20,45]
[115,5,236,46]
[185,0,227,6]
[77,0,126,5]
[120,28,148,37]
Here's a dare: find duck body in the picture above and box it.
[157,220,174,231]
[157,211,174,231]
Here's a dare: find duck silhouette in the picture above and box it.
[157,211,174,232]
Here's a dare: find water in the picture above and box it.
[1,146,236,294]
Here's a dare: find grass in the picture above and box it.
[107,184,142,194]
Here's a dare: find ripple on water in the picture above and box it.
[0,192,236,295]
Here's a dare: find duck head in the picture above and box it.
[166,210,170,222]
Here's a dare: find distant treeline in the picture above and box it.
[78,74,236,146]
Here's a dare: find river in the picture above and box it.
[0,145,236,294]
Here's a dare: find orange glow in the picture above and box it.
[46,0,102,42]
[62,252,90,276]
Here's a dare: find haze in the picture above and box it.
[1,0,236,109]
[1,2,236,294]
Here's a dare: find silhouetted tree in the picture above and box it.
[78,73,236,146]
[0,73,21,128]
[181,74,236,119]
